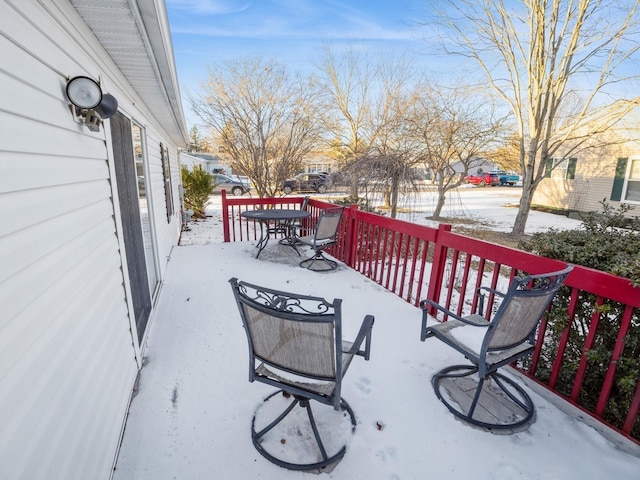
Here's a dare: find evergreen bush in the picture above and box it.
[181,165,213,218]
[518,200,640,440]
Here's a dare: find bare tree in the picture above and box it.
[426,0,640,234]
[368,56,424,218]
[190,57,326,197]
[318,47,425,214]
[410,83,508,219]
[317,46,377,200]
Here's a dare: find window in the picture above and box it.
[623,158,640,203]
[160,143,174,221]
[610,157,640,203]
[545,158,577,180]
[132,122,160,298]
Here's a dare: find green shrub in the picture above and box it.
[181,165,213,217]
[519,200,640,286]
[518,200,640,440]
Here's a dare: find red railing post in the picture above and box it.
[426,224,452,316]
[344,204,359,268]
[221,190,230,242]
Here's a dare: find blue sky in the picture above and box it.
[166,0,440,127]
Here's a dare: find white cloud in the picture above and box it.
[167,0,250,15]
[169,0,418,43]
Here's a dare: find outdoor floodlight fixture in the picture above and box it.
[66,75,118,132]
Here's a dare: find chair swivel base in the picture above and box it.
[251,390,356,471]
[299,253,338,271]
[432,364,535,430]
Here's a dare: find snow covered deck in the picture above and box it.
[113,239,639,479]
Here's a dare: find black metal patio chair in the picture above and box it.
[229,277,374,471]
[278,195,310,247]
[297,207,344,271]
[419,265,573,430]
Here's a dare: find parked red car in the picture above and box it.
[464,172,501,187]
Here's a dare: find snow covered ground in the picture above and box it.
[113,188,638,479]
[180,186,583,248]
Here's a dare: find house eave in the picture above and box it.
[69,0,188,146]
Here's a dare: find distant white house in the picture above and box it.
[180,152,209,170]
[180,152,232,175]
[0,2,187,479]
[457,158,499,175]
[301,154,338,174]
[423,158,499,181]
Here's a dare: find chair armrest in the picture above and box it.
[343,314,375,360]
[477,286,505,297]
[477,286,505,316]
[420,299,474,324]
[419,299,488,341]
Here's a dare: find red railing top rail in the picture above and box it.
[438,228,640,308]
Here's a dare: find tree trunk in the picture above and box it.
[383,187,391,209]
[432,183,447,219]
[511,141,539,234]
[349,176,359,200]
[389,172,400,218]
[512,187,533,235]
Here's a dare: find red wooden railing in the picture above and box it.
[221,192,640,443]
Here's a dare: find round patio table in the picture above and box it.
[241,209,311,258]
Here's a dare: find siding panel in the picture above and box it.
[0,181,113,238]
[0,151,109,194]
[0,254,134,480]
[0,200,112,284]
[0,1,184,478]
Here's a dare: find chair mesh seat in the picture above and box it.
[255,364,335,396]
[255,341,357,397]
[436,316,535,367]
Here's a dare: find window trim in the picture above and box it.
[621,157,640,205]
[545,157,577,180]
[160,143,175,221]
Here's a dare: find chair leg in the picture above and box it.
[432,365,535,430]
[299,252,338,271]
[301,399,329,461]
[251,390,356,471]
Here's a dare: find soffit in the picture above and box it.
[69,0,188,146]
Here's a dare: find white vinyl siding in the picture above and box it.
[533,146,639,217]
[0,1,184,479]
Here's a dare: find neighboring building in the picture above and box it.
[462,158,500,175]
[180,152,232,175]
[1,1,187,479]
[532,141,640,217]
[180,152,209,171]
[302,154,338,174]
[423,158,499,182]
